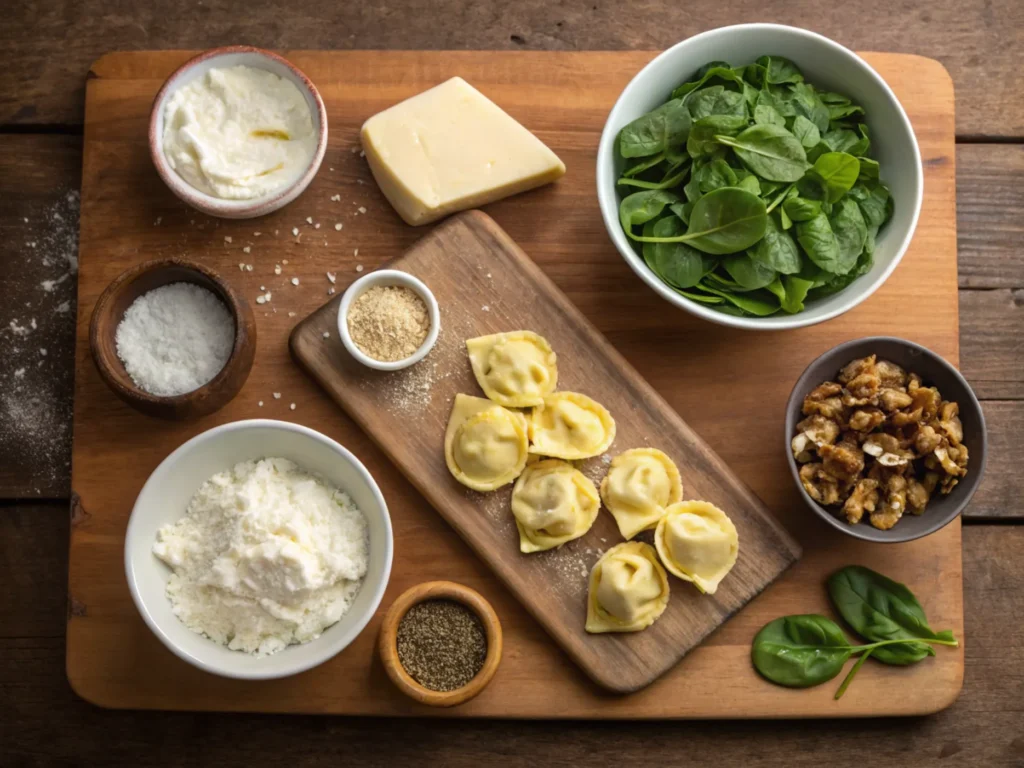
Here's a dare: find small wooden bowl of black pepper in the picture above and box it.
[379,581,502,708]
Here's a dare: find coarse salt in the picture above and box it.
[115,283,234,396]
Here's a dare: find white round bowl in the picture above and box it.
[337,269,441,371]
[149,46,328,219]
[596,24,923,330]
[125,419,393,680]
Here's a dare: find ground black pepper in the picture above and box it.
[396,599,487,692]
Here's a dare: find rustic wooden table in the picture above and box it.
[1,2,1022,765]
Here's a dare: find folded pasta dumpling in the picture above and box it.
[466,331,558,407]
[528,392,616,460]
[600,448,682,539]
[654,500,738,594]
[586,541,670,633]
[445,393,529,492]
[511,459,599,553]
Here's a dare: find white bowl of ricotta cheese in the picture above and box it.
[125,419,393,680]
[149,46,328,219]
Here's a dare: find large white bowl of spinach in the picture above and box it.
[597,24,923,329]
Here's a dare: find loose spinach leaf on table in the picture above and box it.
[827,566,958,666]
[618,99,692,158]
[715,124,809,182]
[751,615,853,688]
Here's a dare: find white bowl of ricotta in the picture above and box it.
[125,419,393,680]
[149,46,328,219]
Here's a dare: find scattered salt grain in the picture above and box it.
[354,248,359,257]
[290,403,296,410]
[243,246,251,254]
[328,288,336,295]
[154,217,162,226]
[292,227,299,236]
[314,223,321,230]
[322,331,330,339]
[326,272,336,284]
[258,401,264,407]
[282,260,289,265]
[246,264,253,272]
[358,206,367,214]
[482,305,490,312]
[291,277,300,286]
[14,368,25,378]
[224,236,233,244]
[238,263,246,271]
[306,216,313,224]
[273,392,281,399]
[274,265,282,275]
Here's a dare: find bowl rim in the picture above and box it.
[336,269,441,371]
[124,418,394,680]
[596,23,924,331]
[784,336,988,543]
[148,45,328,219]
[88,257,255,415]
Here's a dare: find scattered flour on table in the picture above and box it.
[153,457,369,656]
[0,189,79,494]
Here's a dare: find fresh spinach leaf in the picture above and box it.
[671,62,745,100]
[698,158,738,193]
[858,157,880,181]
[736,173,761,195]
[828,102,865,121]
[810,152,860,203]
[630,186,768,255]
[715,124,809,182]
[783,196,822,222]
[780,275,814,313]
[754,55,805,85]
[827,566,958,666]
[617,164,689,190]
[788,82,830,132]
[699,281,781,315]
[750,214,801,274]
[621,151,667,179]
[791,114,821,149]
[647,216,711,289]
[751,615,853,688]
[847,183,891,230]
[753,91,787,128]
[686,115,749,158]
[796,213,843,273]
[619,190,680,232]
[829,198,868,273]
[619,99,692,158]
[723,252,778,289]
[687,86,748,120]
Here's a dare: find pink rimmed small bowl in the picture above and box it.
[149,46,328,219]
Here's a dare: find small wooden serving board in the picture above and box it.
[68,50,963,718]
[291,210,801,693]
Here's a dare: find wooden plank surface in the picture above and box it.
[1,1,1023,139]
[65,50,964,718]
[292,210,801,694]
[5,504,1021,767]
[957,144,1024,288]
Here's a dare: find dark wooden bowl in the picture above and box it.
[89,258,256,420]
[378,581,503,708]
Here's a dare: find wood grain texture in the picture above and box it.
[960,289,1024,400]
[65,50,964,717]
[1,0,1023,138]
[957,144,1024,288]
[293,210,801,693]
[0,135,80,499]
[5,505,1022,767]
[966,402,1024,520]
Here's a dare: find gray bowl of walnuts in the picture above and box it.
[785,336,987,543]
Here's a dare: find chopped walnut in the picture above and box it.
[843,479,879,524]
[848,408,885,432]
[793,354,969,531]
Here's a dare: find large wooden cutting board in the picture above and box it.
[67,50,963,717]
[291,210,801,693]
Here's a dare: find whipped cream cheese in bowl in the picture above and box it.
[150,47,327,218]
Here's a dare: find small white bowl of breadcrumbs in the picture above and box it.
[338,270,440,371]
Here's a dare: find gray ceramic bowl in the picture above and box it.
[785,337,986,543]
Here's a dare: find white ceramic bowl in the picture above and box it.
[149,46,328,219]
[125,419,393,680]
[596,24,923,330]
[337,269,441,371]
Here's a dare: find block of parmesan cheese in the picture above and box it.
[360,77,566,226]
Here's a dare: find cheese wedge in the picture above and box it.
[360,77,566,226]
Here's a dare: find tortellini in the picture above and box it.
[586,541,670,633]
[510,460,600,553]
[467,331,558,408]
[528,392,616,460]
[654,501,739,595]
[444,393,529,492]
[600,448,682,539]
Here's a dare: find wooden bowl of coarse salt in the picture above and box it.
[379,581,503,708]
[90,258,256,420]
